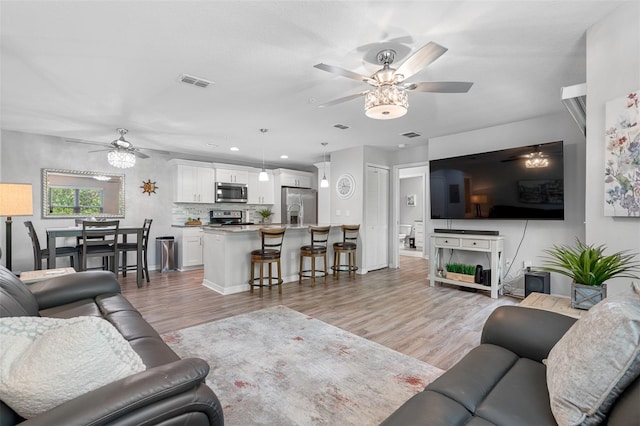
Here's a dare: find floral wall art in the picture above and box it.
[604,90,639,217]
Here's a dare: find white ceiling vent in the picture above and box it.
[561,83,586,136]
[401,131,421,138]
[178,73,213,88]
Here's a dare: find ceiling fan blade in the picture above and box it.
[394,42,448,81]
[87,148,111,153]
[133,150,150,159]
[317,91,368,108]
[404,81,473,93]
[314,63,376,85]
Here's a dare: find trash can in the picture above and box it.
[156,236,177,272]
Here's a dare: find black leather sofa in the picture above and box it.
[381,305,640,425]
[0,266,224,426]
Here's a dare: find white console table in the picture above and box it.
[429,233,505,298]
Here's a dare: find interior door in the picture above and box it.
[365,165,389,271]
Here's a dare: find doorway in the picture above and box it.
[391,163,429,269]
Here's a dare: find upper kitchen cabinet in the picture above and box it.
[215,167,249,184]
[248,171,275,204]
[169,159,215,203]
[273,169,313,188]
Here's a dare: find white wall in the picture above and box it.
[399,176,424,224]
[428,113,586,296]
[1,130,176,274]
[585,2,640,296]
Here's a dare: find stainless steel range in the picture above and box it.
[209,210,253,226]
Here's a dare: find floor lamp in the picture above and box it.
[0,183,33,271]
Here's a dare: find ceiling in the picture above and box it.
[0,1,622,170]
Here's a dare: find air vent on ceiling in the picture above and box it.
[401,131,421,138]
[333,124,350,130]
[178,73,213,88]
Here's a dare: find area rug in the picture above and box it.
[162,306,444,425]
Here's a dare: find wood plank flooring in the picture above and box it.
[120,256,517,370]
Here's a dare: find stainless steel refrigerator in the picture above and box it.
[281,186,317,225]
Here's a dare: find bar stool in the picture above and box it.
[298,226,331,287]
[332,224,360,278]
[249,228,286,295]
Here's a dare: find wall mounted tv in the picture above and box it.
[430,141,564,220]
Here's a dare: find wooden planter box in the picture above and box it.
[571,282,607,310]
[446,272,476,283]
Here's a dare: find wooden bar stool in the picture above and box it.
[249,228,286,295]
[298,226,331,287]
[332,224,360,279]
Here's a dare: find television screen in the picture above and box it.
[429,141,564,220]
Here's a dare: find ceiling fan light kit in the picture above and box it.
[108,148,136,168]
[525,151,549,168]
[364,85,408,119]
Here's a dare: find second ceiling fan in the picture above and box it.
[314,41,473,119]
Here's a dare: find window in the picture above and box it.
[49,187,104,215]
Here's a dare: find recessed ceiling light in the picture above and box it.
[230,147,239,151]
[398,143,406,148]
[206,143,218,148]
[280,155,289,159]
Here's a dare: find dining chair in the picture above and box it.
[24,221,79,270]
[119,218,152,282]
[79,220,119,273]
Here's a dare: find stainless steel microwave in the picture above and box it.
[215,182,248,203]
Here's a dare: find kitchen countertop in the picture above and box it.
[202,223,339,233]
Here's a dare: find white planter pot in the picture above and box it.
[571,282,607,310]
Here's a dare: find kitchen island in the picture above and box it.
[202,224,343,295]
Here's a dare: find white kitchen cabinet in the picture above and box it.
[170,161,215,203]
[248,171,275,204]
[180,227,204,269]
[275,169,313,188]
[414,221,424,249]
[215,168,249,184]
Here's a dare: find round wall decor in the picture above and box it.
[336,173,356,199]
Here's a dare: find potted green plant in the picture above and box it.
[257,208,273,224]
[541,239,640,309]
[445,263,477,283]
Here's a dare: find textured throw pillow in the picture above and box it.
[0,316,146,419]
[546,293,640,425]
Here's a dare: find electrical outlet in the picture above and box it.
[523,260,533,268]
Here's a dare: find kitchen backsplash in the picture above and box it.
[172,203,266,225]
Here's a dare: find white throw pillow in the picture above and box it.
[0,316,146,419]
[546,293,640,426]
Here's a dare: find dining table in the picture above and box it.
[46,225,145,287]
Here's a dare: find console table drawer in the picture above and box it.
[435,237,460,247]
[461,239,490,249]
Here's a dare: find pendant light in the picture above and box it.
[258,128,269,181]
[320,142,329,188]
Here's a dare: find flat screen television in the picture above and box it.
[429,141,564,220]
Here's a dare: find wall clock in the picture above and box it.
[336,174,356,199]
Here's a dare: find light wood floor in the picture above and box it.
[120,256,518,370]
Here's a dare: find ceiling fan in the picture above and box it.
[89,128,149,168]
[314,41,473,119]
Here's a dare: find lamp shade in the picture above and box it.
[0,183,33,216]
[470,194,488,204]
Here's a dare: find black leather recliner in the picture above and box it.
[381,305,640,425]
[0,266,224,426]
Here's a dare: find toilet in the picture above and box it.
[399,224,413,248]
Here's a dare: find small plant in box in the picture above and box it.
[445,263,477,283]
[541,238,640,309]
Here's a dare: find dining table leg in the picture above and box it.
[47,232,57,269]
